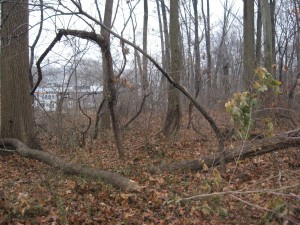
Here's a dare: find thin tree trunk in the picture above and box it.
[188,0,201,129]
[201,0,212,102]
[270,0,276,76]
[100,0,114,130]
[101,0,124,158]
[256,0,262,66]
[260,0,273,73]
[161,0,170,71]
[243,0,255,89]
[160,0,170,114]
[142,0,149,95]
[156,0,167,110]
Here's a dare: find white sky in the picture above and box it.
[29,0,243,68]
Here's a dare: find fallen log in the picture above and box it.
[149,128,300,174]
[0,138,140,191]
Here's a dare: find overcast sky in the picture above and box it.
[29,0,244,68]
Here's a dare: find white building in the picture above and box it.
[34,84,103,112]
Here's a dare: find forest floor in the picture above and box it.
[0,111,300,224]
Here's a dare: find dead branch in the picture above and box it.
[149,128,300,174]
[122,93,150,130]
[68,1,226,170]
[93,98,106,140]
[0,138,140,191]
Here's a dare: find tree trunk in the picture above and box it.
[260,0,273,73]
[142,0,149,95]
[188,0,201,129]
[0,0,37,148]
[155,0,167,111]
[159,0,171,113]
[0,138,139,191]
[256,0,262,67]
[100,0,114,130]
[149,128,300,174]
[161,0,170,71]
[243,0,255,90]
[270,0,276,76]
[201,0,212,102]
[162,0,182,137]
[101,0,125,158]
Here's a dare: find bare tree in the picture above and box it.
[162,0,182,137]
[187,0,202,129]
[142,0,149,95]
[201,0,212,100]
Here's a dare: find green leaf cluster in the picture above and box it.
[225,67,282,139]
[253,67,282,94]
[225,91,257,139]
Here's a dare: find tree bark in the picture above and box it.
[100,0,114,130]
[243,0,255,89]
[256,0,262,67]
[161,0,170,71]
[0,0,37,148]
[270,0,276,76]
[162,0,182,137]
[260,0,273,73]
[201,0,212,101]
[149,128,300,174]
[142,0,149,95]
[188,0,201,129]
[0,138,139,191]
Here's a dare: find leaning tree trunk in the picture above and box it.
[0,0,37,148]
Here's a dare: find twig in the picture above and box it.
[176,184,299,203]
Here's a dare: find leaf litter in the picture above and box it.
[0,112,299,224]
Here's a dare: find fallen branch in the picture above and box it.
[149,128,300,174]
[0,138,140,191]
[176,184,299,203]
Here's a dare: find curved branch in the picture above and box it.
[68,0,225,168]
[31,29,106,95]
[122,93,150,130]
[31,32,64,95]
[93,98,106,140]
[29,0,44,88]
[77,92,97,146]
